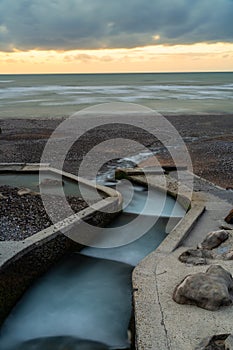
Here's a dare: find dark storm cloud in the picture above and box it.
[0,0,232,51]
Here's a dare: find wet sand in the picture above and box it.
[0,114,232,189]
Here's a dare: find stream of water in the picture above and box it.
[0,173,185,350]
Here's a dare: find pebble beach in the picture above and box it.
[0,113,232,241]
[0,185,89,241]
[0,114,232,188]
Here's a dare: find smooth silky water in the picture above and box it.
[0,173,185,350]
[0,172,100,199]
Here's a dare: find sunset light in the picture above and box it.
[1,42,233,74]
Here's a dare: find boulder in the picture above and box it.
[179,230,233,265]
[195,334,230,350]
[173,265,233,311]
[225,210,233,225]
[225,334,233,349]
[223,250,233,260]
[198,230,229,250]
[179,249,215,265]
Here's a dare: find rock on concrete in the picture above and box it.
[225,210,233,225]
[179,249,215,265]
[225,334,233,349]
[179,230,233,265]
[198,230,229,250]
[195,334,230,350]
[173,265,233,311]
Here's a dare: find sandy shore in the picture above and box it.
[0,114,232,189]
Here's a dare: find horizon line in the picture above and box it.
[0,70,233,75]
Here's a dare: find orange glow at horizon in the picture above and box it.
[0,42,233,74]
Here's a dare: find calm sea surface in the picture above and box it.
[0,72,232,118]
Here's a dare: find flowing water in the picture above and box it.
[0,72,232,118]
[0,172,98,198]
[0,174,185,350]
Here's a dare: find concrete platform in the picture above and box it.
[151,248,233,350]
[129,170,233,350]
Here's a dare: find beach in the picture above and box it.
[0,114,232,190]
[0,72,232,192]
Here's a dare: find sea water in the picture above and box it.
[0,72,232,118]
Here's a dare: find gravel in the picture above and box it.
[0,185,88,241]
[0,115,232,240]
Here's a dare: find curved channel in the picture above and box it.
[0,174,185,350]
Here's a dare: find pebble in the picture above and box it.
[0,185,88,241]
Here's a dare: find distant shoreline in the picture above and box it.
[0,111,233,120]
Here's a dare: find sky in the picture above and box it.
[0,0,233,74]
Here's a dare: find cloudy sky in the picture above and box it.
[0,0,233,73]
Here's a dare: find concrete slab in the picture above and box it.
[155,248,233,350]
[132,171,233,350]
[183,192,233,248]
[0,165,24,171]
[0,242,27,267]
[134,246,233,350]
[23,163,50,171]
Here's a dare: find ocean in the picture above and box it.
[0,72,232,119]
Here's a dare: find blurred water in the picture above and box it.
[0,254,133,350]
[6,336,110,350]
[0,72,232,118]
[0,172,99,199]
[0,179,185,350]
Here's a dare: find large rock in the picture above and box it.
[225,335,233,349]
[198,230,229,250]
[179,249,215,265]
[195,334,231,350]
[173,265,233,311]
[225,210,233,225]
[179,230,233,265]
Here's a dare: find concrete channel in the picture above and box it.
[0,163,232,349]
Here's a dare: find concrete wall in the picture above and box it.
[0,164,122,325]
